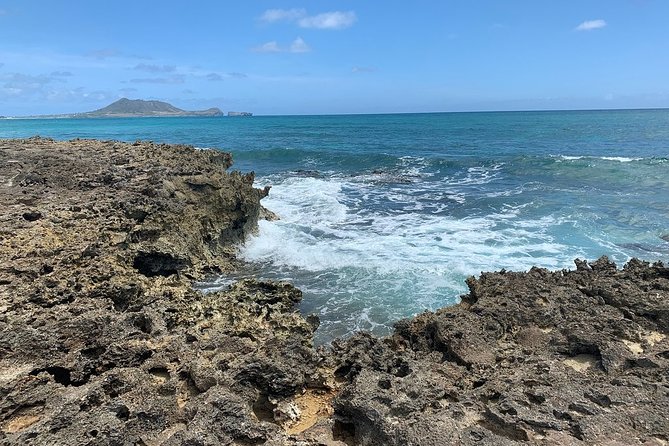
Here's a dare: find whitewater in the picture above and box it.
[2,109,669,343]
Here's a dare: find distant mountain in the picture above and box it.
[80,98,224,117]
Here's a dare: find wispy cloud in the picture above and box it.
[0,72,112,104]
[129,75,185,84]
[85,48,151,60]
[299,11,356,29]
[0,9,8,16]
[1,73,54,98]
[204,71,247,80]
[119,87,138,95]
[290,37,311,53]
[352,66,376,73]
[85,48,122,59]
[253,41,282,53]
[575,19,607,31]
[260,8,306,23]
[51,71,73,77]
[252,38,311,54]
[134,63,175,73]
[45,88,113,103]
[259,9,356,30]
[206,73,223,81]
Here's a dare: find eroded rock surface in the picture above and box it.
[1,137,667,445]
[0,138,333,445]
[331,257,669,445]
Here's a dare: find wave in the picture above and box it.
[238,174,592,342]
[552,155,646,162]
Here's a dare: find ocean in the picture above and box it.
[3,109,669,344]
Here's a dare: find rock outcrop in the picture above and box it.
[0,138,329,445]
[330,258,669,445]
[0,137,667,445]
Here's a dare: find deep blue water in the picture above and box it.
[3,110,669,344]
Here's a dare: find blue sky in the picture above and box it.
[1,1,668,115]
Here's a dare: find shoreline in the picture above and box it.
[1,137,667,445]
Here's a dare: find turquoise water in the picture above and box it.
[3,110,669,343]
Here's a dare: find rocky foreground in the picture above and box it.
[0,138,667,445]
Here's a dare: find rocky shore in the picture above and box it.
[1,138,667,445]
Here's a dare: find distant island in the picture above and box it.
[11,98,227,119]
[82,98,224,117]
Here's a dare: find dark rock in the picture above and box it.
[330,256,669,445]
[0,138,327,445]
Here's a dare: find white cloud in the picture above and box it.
[298,11,357,29]
[290,37,311,53]
[253,41,282,53]
[252,39,311,54]
[575,19,607,31]
[260,8,306,23]
[259,9,357,30]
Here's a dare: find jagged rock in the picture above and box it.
[330,257,669,445]
[1,137,667,445]
[0,138,329,445]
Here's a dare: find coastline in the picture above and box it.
[1,137,667,445]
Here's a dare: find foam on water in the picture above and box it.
[554,155,644,162]
[240,169,586,343]
[235,146,669,343]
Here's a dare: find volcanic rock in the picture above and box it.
[1,137,667,445]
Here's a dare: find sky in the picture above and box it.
[1,0,668,115]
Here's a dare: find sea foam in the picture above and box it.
[240,172,583,343]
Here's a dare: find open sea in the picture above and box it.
[3,109,669,344]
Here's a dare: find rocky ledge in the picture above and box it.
[0,138,667,445]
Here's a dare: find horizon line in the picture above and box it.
[3,106,669,120]
[255,106,669,117]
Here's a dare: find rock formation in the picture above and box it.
[331,258,669,444]
[0,137,667,445]
[0,138,325,445]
